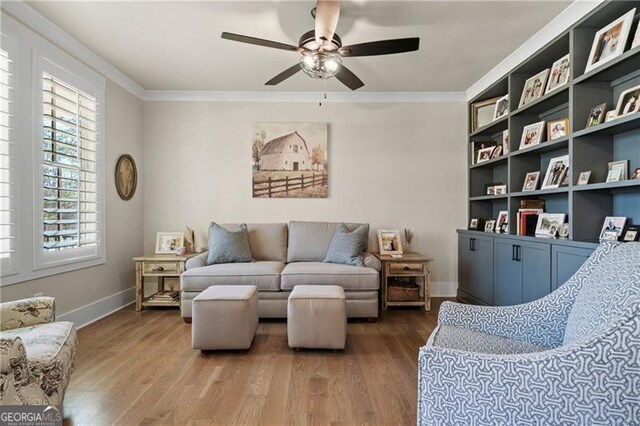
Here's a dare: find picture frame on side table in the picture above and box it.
[608,160,629,180]
[155,232,185,255]
[377,229,403,255]
[545,54,570,94]
[535,213,566,237]
[577,171,591,185]
[584,8,636,74]
[599,217,627,242]
[495,211,509,233]
[615,84,640,117]
[519,69,550,108]
[522,171,541,191]
[484,220,496,233]
[586,103,607,127]
[471,97,501,132]
[493,94,509,120]
[541,155,569,189]
[547,118,569,140]
[622,225,640,242]
[519,121,545,149]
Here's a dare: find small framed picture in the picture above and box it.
[468,218,481,230]
[493,94,509,120]
[502,130,509,155]
[471,97,501,132]
[495,211,508,233]
[484,220,496,233]
[541,155,569,190]
[622,225,640,242]
[608,160,629,181]
[586,103,607,127]
[535,213,566,237]
[605,110,617,122]
[606,170,621,182]
[558,223,570,238]
[577,171,591,185]
[493,185,507,195]
[519,69,550,108]
[487,185,495,195]
[155,232,185,255]
[615,84,640,117]
[599,216,627,242]
[377,229,403,255]
[477,146,495,163]
[491,145,504,159]
[584,9,636,74]
[545,54,570,94]
[633,22,640,49]
[631,167,640,180]
[522,171,540,191]
[547,118,569,141]
[519,121,545,149]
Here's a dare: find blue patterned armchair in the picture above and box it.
[418,242,640,425]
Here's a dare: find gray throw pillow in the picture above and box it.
[206,223,254,265]
[323,223,368,266]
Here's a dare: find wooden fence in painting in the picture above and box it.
[253,173,328,198]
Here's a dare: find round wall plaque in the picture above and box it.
[115,154,137,201]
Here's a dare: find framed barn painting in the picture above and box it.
[252,123,328,198]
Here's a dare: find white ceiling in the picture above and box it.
[26,1,572,92]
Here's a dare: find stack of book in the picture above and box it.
[148,290,179,303]
[516,199,546,236]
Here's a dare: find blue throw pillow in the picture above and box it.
[323,223,368,266]
[206,223,254,265]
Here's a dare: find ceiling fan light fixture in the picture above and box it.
[299,52,342,79]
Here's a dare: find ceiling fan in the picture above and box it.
[221,0,420,90]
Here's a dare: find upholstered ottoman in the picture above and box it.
[287,285,347,350]
[192,285,258,350]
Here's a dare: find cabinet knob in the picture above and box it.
[403,266,410,271]
[155,266,164,272]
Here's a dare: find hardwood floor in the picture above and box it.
[63,299,449,425]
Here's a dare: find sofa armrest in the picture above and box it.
[363,252,381,271]
[0,336,50,405]
[0,297,55,332]
[185,251,209,270]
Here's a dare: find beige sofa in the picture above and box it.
[180,221,381,321]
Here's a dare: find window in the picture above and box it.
[0,47,15,276]
[293,145,299,153]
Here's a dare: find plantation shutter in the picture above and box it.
[0,47,15,274]
[41,73,99,252]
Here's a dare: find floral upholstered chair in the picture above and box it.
[418,242,640,425]
[0,297,77,407]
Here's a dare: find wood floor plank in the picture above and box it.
[62,299,450,425]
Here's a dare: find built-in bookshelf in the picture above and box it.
[467,0,640,244]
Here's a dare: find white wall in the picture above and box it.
[2,81,144,321]
[143,101,467,295]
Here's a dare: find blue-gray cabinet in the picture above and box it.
[458,230,596,306]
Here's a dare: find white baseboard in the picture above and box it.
[57,287,135,329]
[431,282,458,298]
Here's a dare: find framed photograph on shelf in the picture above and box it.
[519,69,550,108]
[633,22,640,49]
[608,160,629,180]
[605,110,617,122]
[586,103,607,127]
[468,218,482,231]
[502,130,509,155]
[558,223,570,238]
[495,211,508,233]
[615,84,640,117]
[519,121,545,149]
[155,232,185,255]
[584,8,636,74]
[493,185,507,195]
[535,213,566,237]
[477,146,495,163]
[622,225,640,242]
[484,220,496,233]
[522,171,540,191]
[599,216,627,242]
[541,155,569,189]
[491,145,504,159]
[545,54,570,94]
[377,229,403,255]
[577,171,591,185]
[547,118,569,140]
[471,97,501,132]
[493,94,509,120]
[632,167,640,180]
[606,169,621,183]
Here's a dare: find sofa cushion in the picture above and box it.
[206,223,254,265]
[431,324,549,355]
[180,261,285,292]
[220,223,287,262]
[324,224,368,266]
[281,262,379,291]
[287,221,369,262]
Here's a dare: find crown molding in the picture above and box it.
[1,1,146,99]
[466,0,604,101]
[144,90,467,103]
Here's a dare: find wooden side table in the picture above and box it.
[373,252,433,311]
[133,253,197,311]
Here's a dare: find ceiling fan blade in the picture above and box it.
[339,38,420,57]
[221,32,301,52]
[315,0,341,48]
[265,64,302,86]
[335,64,364,91]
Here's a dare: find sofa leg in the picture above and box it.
[183,317,192,324]
[367,317,377,323]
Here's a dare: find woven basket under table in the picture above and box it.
[388,281,421,302]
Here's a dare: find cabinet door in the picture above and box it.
[521,241,551,303]
[551,246,594,291]
[493,239,522,306]
[458,234,474,295]
[473,235,494,305]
